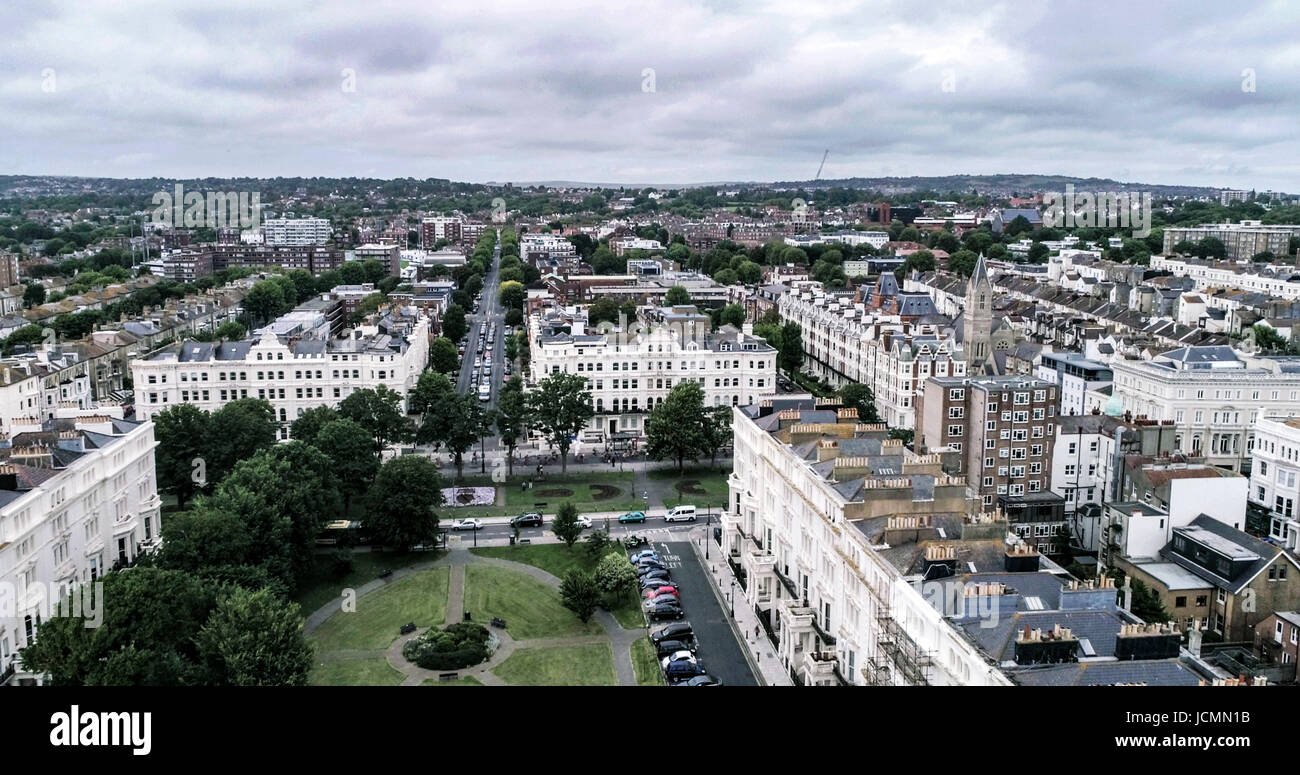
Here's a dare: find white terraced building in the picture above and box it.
[132,310,430,439]
[1109,346,1300,472]
[777,284,965,429]
[1249,416,1300,552]
[1149,255,1300,300]
[725,397,1012,686]
[0,416,161,685]
[527,305,777,443]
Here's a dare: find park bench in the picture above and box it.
[439,672,459,681]
[378,569,393,580]
[491,617,507,629]
[519,538,531,545]
[399,622,416,635]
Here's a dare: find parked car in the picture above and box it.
[655,639,696,658]
[644,601,685,621]
[636,563,668,577]
[450,519,483,531]
[643,586,680,601]
[675,674,721,686]
[576,515,593,529]
[651,622,693,645]
[511,512,543,527]
[629,550,659,563]
[664,505,697,522]
[660,650,697,670]
[636,560,668,574]
[665,661,707,683]
[618,511,647,524]
[638,574,671,589]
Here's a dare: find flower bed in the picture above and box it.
[440,486,496,507]
[401,622,492,670]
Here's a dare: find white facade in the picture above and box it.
[1249,416,1300,551]
[1110,347,1300,471]
[0,416,161,684]
[726,407,1010,686]
[778,285,965,429]
[527,309,776,441]
[132,316,430,439]
[262,217,332,246]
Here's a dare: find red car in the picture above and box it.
[644,586,680,601]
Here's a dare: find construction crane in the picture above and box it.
[814,149,829,181]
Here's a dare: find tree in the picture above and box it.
[429,337,459,374]
[207,398,277,486]
[778,322,804,375]
[1129,578,1171,624]
[20,567,217,686]
[339,385,413,457]
[1195,237,1227,260]
[948,249,979,278]
[1251,324,1290,353]
[213,320,246,340]
[409,370,455,419]
[839,383,881,423]
[585,528,612,559]
[703,405,732,470]
[593,552,638,607]
[441,304,468,343]
[498,280,526,310]
[289,405,339,445]
[153,404,212,509]
[1026,242,1050,264]
[646,380,710,472]
[23,283,46,308]
[495,377,529,476]
[552,502,584,548]
[422,393,490,480]
[196,587,314,686]
[664,285,691,306]
[897,249,935,279]
[526,372,594,474]
[243,279,287,325]
[314,419,380,515]
[366,455,445,550]
[559,569,600,623]
[718,304,746,328]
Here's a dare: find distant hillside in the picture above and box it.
[769,174,1219,199]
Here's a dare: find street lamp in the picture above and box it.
[729,579,736,619]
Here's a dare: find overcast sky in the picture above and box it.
[2,0,1298,190]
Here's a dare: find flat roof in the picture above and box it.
[1134,561,1211,591]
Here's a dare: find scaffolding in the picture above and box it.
[868,607,934,686]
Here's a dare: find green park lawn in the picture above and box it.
[309,657,406,686]
[309,567,450,651]
[295,550,433,616]
[647,466,730,509]
[630,637,664,686]
[469,544,645,629]
[492,644,617,686]
[461,564,601,639]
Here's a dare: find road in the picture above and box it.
[454,234,507,413]
[442,510,715,545]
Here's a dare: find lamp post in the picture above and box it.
[729,579,736,619]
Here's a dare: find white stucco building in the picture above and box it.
[0,416,161,685]
[1249,416,1300,551]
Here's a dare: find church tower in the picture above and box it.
[964,253,993,374]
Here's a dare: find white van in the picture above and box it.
[478,384,491,402]
[664,505,697,522]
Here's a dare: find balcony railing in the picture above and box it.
[812,616,837,647]
[774,567,798,597]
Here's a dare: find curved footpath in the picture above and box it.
[306,547,646,686]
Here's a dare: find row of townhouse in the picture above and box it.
[1151,254,1300,301]
[132,305,431,439]
[776,282,965,429]
[0,415,161,685]
[724,397,1231,686]
[526,305,776,444]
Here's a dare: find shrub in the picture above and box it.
[401,622,491,670]
[330,548,354,579]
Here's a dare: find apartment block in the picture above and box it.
[1162,221,1300,262]
[918,375,1058,510]
[132,306,430,439]
[0,416,161,685]
[262,217,332,246]
[1109,345,1300,472]
[352,243,401,277]
[527,305,775,444]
